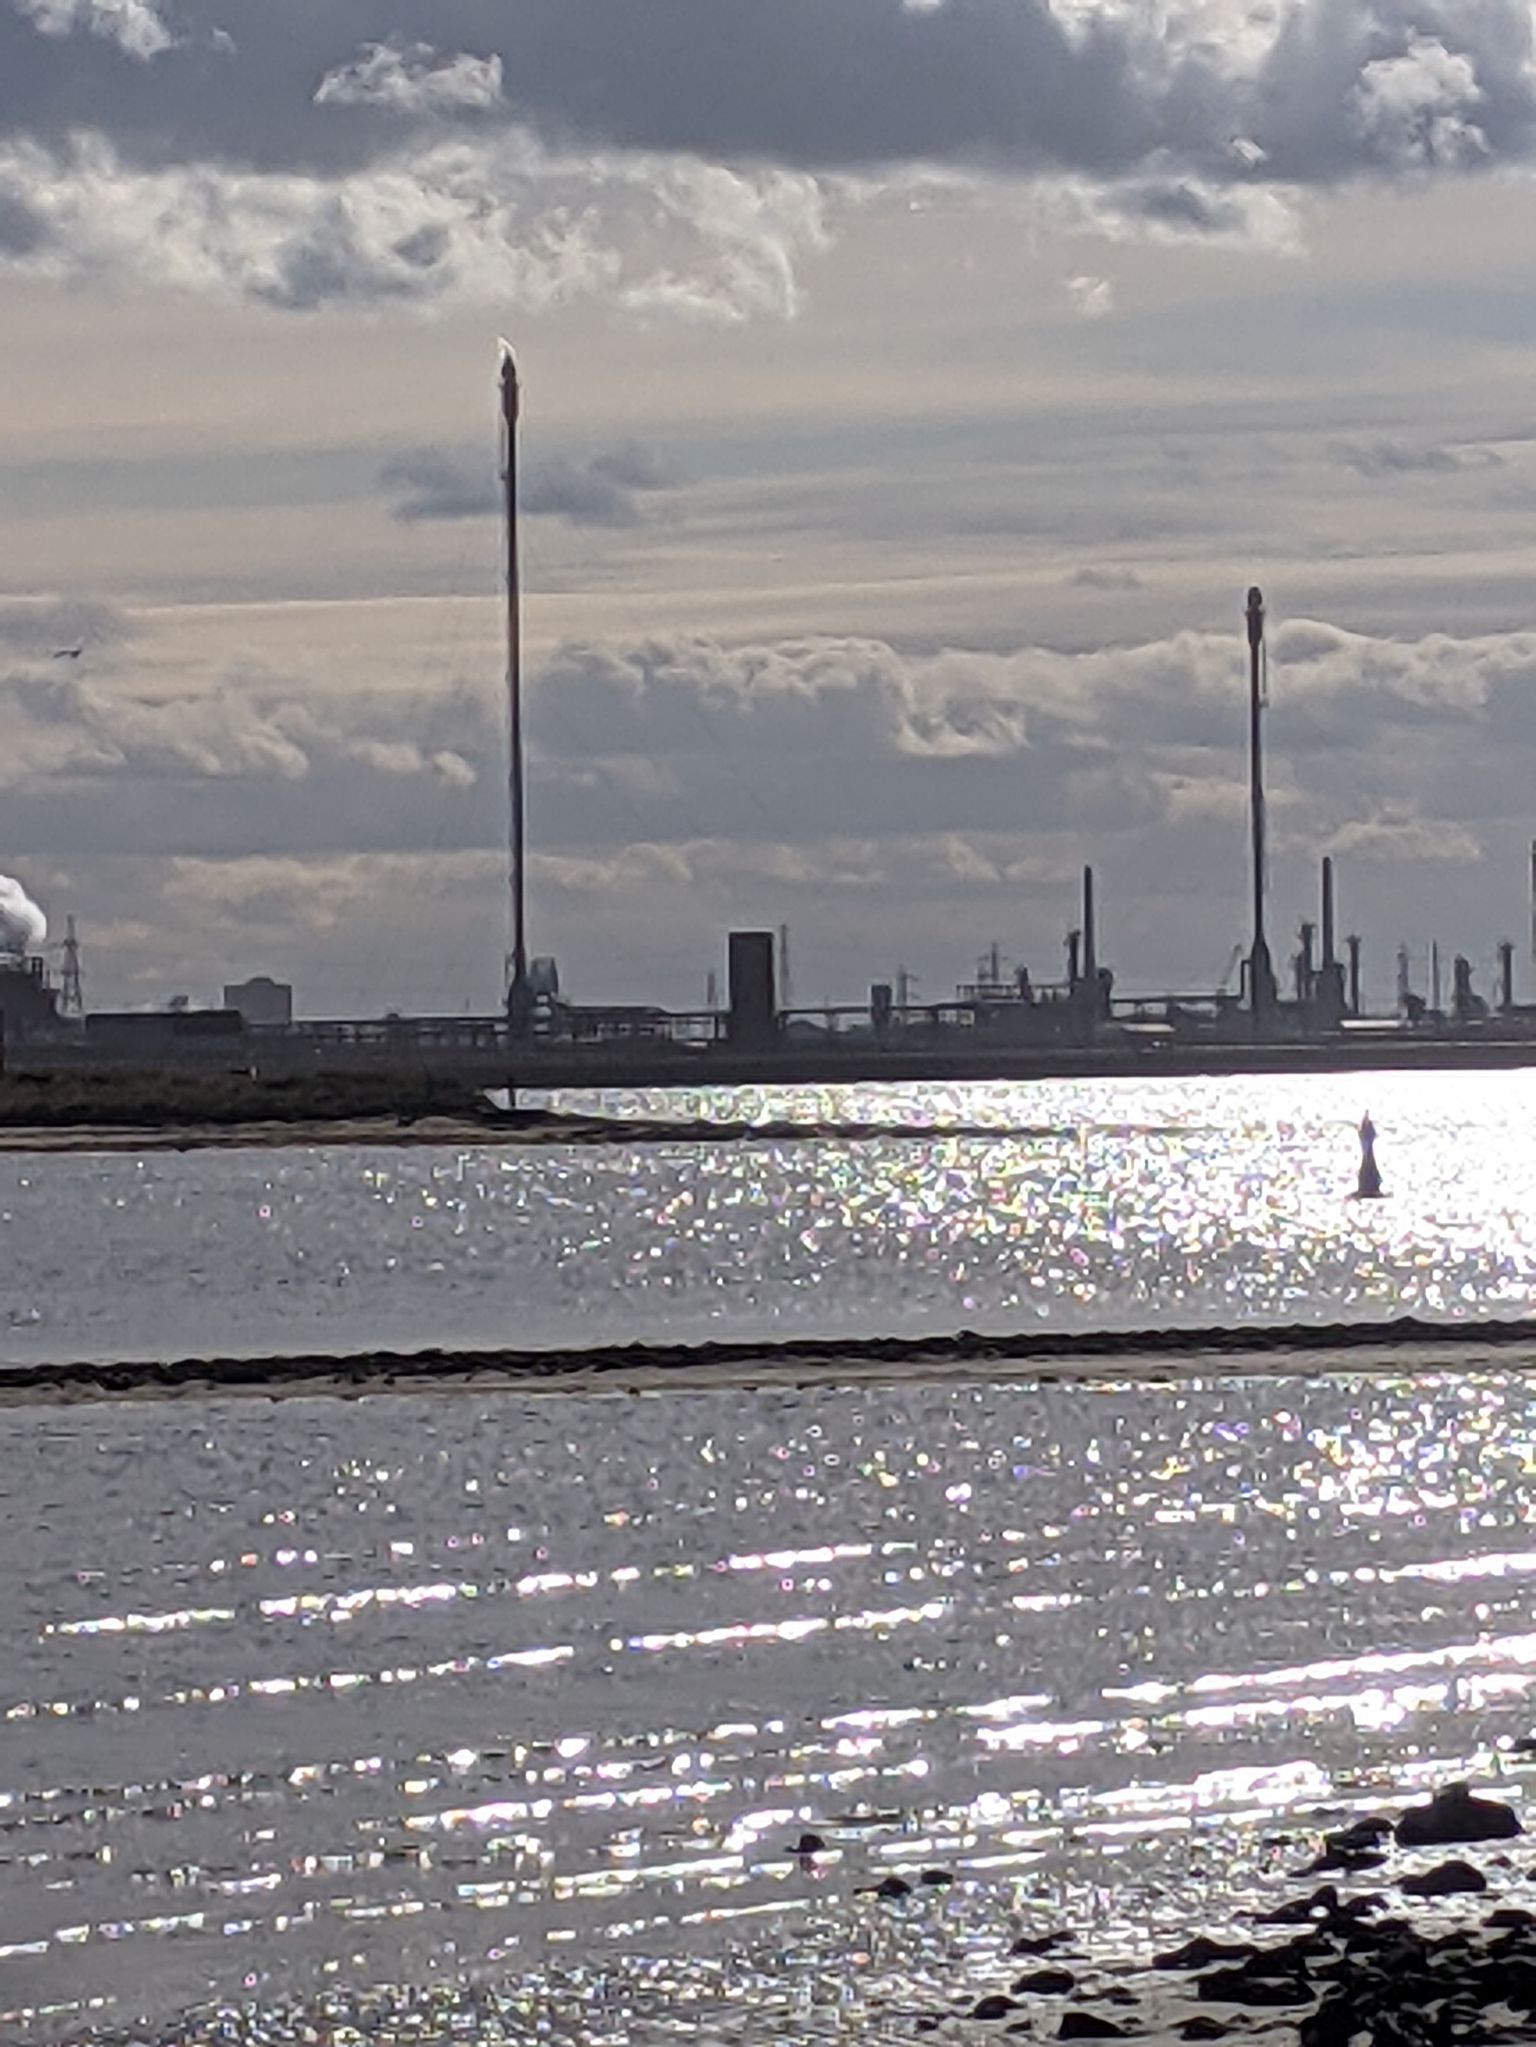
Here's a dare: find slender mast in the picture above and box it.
[1246,584,1275,1029]
[501,345,528,1011]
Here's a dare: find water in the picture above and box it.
[3,1070,1536,1365]
[6,1071,1536,2043]
[6,1371,1536,2043]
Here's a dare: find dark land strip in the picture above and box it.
[4,1313,1536,1408]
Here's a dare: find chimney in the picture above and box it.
[1082,865,1097,985]
[1320,856,1336,966]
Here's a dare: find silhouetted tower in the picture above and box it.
[58,915,82,1017]
[501,344,530,1024]
[1245,586,1277,1029]
[777,923,793,1009]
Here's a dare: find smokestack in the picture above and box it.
[1082,865,1097,985]
[1296,921,1315,1002]
[1347,934,1362,1016]
[1066,928,1081,987]
[1245,586,1276,1029]
[1320,856,1336,967]
[1499,939,1515,1014]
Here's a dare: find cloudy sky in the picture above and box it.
[4,0,1536,1014]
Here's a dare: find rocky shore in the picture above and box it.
[860,1782,1536,2043]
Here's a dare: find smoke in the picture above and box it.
[0,874,47,955]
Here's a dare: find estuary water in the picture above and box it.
[5,1070,1536,2044]
[3,1068,1536,1366]
[7,1369,1536,2045]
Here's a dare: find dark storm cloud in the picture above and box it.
[2,0,1535,191]
[379,442,679,525]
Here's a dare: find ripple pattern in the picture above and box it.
[5,1369,1536,2041]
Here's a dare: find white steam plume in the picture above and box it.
[0,875,48,955]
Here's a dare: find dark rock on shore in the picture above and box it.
[1399,1858,1487,1898]
[1057,2015,1126,2039]
[789,1831,826,1856]
[1012,1932,1074,1956]
[972,1993,1018,2020]
[1394,1783,1521,1847]
[1012,1969,1075,1995]
[1154,1937,1258,1970]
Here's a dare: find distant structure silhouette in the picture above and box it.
[1356,1112,1384,1199]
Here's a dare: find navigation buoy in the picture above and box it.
[1355,1111,1384,1199]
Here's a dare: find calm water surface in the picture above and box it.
[3,1071,1536,1364]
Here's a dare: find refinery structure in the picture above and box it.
[5,357,1536,1091]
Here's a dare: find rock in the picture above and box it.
[789,1831,826,1856]
[1302,1843,1387,1875]
[1011,1970,1075,1996]
[1489,1907,1536,1929]
[1057,2016,1125,2040]
[1327,1816,1394,1852]
[873,1873,912,1899]
[1197,1967,1313,2007]
[1153,1936,1258,1970]
[1399,1859,1487,1899]
[1178,2023,1230,2041]
[1258,1884,1341,1924]
[1012,1932,1073,1957]
[1395,1784,1521,1848]
[920,1867,955,1887]
[972,1995,1018,2021]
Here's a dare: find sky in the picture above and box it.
[4,0,1536,1016]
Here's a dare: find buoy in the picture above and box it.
[1355,1111,1384,1199]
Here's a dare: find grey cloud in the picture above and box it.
[1329,437,1504,478]
[0,596,133,655]
[1069,565,1143,590]
[16,609,1536,1009]
[380,441,679,525]
[0,188,41,250]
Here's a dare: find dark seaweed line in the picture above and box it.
[2,1313,1535,1406]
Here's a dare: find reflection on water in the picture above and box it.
[6,1367,1536,2041]
[5,1070,1536,1364]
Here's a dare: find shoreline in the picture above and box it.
[0,1112,1091,1155]
[4,1311,1535,1407]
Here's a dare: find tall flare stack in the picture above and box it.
[1245,585,1277,1030]
[501,345,530,1022]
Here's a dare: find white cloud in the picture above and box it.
[314,40,505,114]
[1064,272,1114,318]
[1326,812,1482,865]
[1352,36,1487,172]
[0,130,833,319]
[14,0,174,60]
